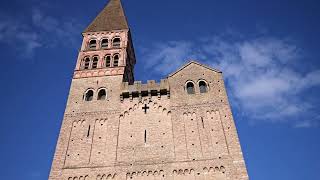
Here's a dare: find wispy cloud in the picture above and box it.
[142,41,200,75]
[139,34,320,127]
[31,8,83,47]
[0,17,41,57]
[0,7,83,58]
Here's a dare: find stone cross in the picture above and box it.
[142,104,149,114]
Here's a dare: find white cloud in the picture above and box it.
[294,116,319,128]
[31,8,82,47]
[139,35,320,127]
[16,31,42,56]
[143,41,199,75]
[0,7,83,58]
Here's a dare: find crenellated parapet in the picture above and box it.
[120,79,170,102]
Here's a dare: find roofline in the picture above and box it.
[83,0,129,33]
[81,28,130,35]
[168,60,222,77]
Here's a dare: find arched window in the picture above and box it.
[101,39,108,48]
[97,89,107,100]
[186,82,195,94]
[92,56,99,69]
[83,57,90,70]
[105,55,111,67]
[88,39,97,50]
[85,90,94,101]
[113,54,119,67]
[112,37,121,47]
[199,81,208,93]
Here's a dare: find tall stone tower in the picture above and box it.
[49,0,249,179]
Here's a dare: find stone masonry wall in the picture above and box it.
[49,62,248,180]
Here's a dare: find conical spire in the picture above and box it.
[84,0,129,32]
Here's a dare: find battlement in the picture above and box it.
[120,79,170,101]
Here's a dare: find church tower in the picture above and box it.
[49,0,249,179]
[75,0,135,83]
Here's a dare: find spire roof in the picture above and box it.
[84,0,129,32]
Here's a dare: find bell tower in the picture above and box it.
[74,0,135,83]
[49,1,138,178]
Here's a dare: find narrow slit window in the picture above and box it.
[87,125,91,137]
[201,117,205,128]
[144,130,147,144]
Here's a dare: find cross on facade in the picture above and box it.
[142,104,149,114]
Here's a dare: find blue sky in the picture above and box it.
[0,0,319,179]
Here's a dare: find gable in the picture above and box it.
[168,61,221,78]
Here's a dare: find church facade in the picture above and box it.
[49,0,249,179]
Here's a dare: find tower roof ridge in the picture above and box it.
[84,0,129,33]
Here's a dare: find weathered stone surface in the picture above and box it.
[49,1,248,180]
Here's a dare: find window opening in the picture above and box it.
[186,82,195,94]
[113,37,121,47]
[92,56,98,69]
[84,57,90,69]
[141,91,148,97]
[105,55,111,67]
[199,81,208,93]
[151,90,158,96]
[160,89,167,95]
[101,39,108,48]
[97,89,106,100]
[201,117,204,128]
[89,40,97,49]
[87,125,91,137]
[132,91,139,98]
[144,130,147,144]
[113,54,119,67]
[85,90,94,101]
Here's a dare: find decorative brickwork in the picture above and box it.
[49,0,248,179]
